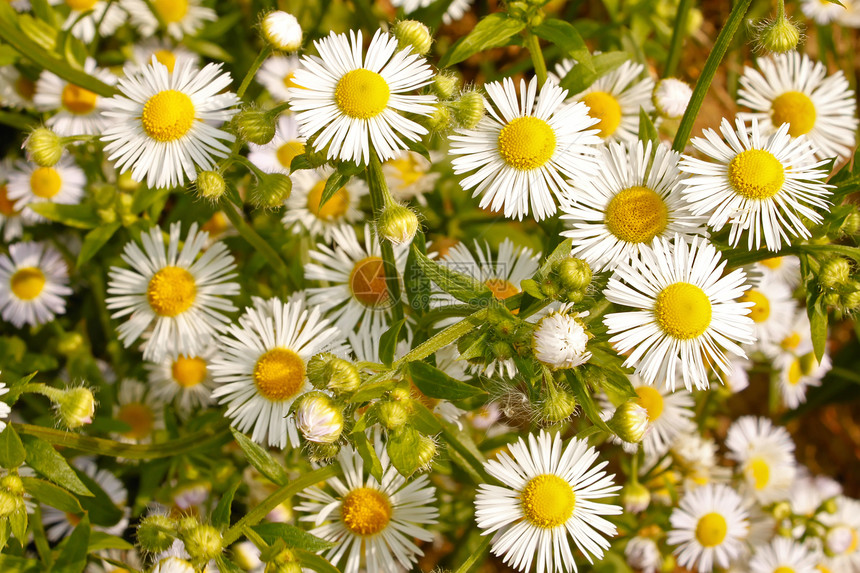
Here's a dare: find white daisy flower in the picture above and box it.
[762,307,810,359]
[383,150,441,206]
[50,0,126,43]
[255,55,300,102]
[740,276,797,352]
[801,0,851,24]
[775,348,831,410]
[6,156,86,224]
[0,164,28,241]
[146,346,216,414]
[628,374,695,458]
[625,535,662,573]
[101,57,239,190]
[0,382,11,431]
[725,416,796,504]
[288,29,437,165]
[679,117,832,252]
[131,39,200,74]
[295,443,438,573]
[820,496,860,572]
[667,483,749,573]
[120,0,216,39]
[789,469,842,519]
[106,222,239,362]
[565,59,655,143]
[306,224,408,338]
[755,255,801,290]
[0,242,72,328]
[0,65,35,109]
[261,11,302,52]
[721,356,752,393]
[749,536,820,573]
[450,76,600,221]
[210,297,342,449]
[532,309,592,370]
[603,235,755,391]
[33,58,117,136]
[113,379,164,444]
[737,52,858,162]
[665,433,727,490]
[283,168,368,241]
[247,114,305,176]
[559,140,705,271]
[389,0,475,23]
[654,78,693,120]
[474,429,622,573]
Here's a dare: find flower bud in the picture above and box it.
[182,523,223,563]
[0,490,21,518]
[378,203,419,245]
[261,11,302,52]
[491,340,513,361]
[265,547,303,573]
[841,211,860,236]
[822,498,838,514]
[826,525,855,556]
[295,393,344,444]
[0,475,24,497]
[392,20,433,56]
[820,258,851,289]
[540,387,577,424]
[758,16,802,54]
[195,171,227,202]
[432,72,459,100]
[250,173,292,209]
[56,386,96,430]
[772,501,791,521]
[137,514,177,553]
[308,354,361,394]
[25,127,64,167]
[57,332,84,355]
[653,78,692,120]
[452,90,485,129]
[556,257,592,291]
[622,481,651,513]
[235,108,277,145]
[415,434,437,470]
[307,441,341,463]
[533,312,591,370]
[377,401,410,430]
[609,401,649,443]
[427,105,453,132]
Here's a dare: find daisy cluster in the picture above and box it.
[0,0,858,572]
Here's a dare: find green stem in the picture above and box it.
[222,465,339,545]
[454,534,492,573]
[776,0,785,20]
[664,0,692,78]
[237,46,273,99]
[366,153,405,322]
[221,202,290,278]
[525,33,548,86]
[671,0,753,152]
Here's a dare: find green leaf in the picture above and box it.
[408,361,485,400]
[182,37,235,63]
[0,110,38,130]
[9,504,27,541]
[0,425,26,469]
[21,477,83,514]
[295,548,341,573]
[212,478,241,529]
[637,107,659,145]
[405,231,432,316]
[21,436,92,497]
[215,555,245,573]
[75,468,124,527]
[386,426,422,477]
[319,163,361,210]
[438,13,526,68]
[0,520,8,553]
[52,515,89,573]
[532,20,592,71]
[230,427,288,486]
[18,14,55,51]
[352,430,384,483]
[27,203,100,229]
[290,154,312,173]
[566,371,612,433]
[808,304,828,363]
[520,278,545,300]
[87,532,134,552]
[379,318,406,367]
[559,51,629,95]
[77,222,121,266]
[251,523,335,551]
[410,245,492,304]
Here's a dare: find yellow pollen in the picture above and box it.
[171,355,208,388]
[695,512,728,547]
[10,267,46,301]
[781,332,801,350]
[388,155,424,187]
[761,257,783,270]
[253,347,306,401]
[117,403,155,440]
[154,49,177,73]
[306,181,350,221]
[64,0,98,10]
[146,266,197,317]
[788,359,803,386]
[520,474,575,529]
[141,90,195,142]
[61,83,98,115]
[581,91,622,138]
[604,186,669,243]
[340,487,392,536]
[349,256,389,308]
[485,278,520,301]
[154,0,188,23]
[654,282,712,340]
[728,149,785,200]
[771,91,816,137]
[334,69,390,119]
[0,185,17,216]
[282,72,298,89]
[636,386,665,422]
[740,289,771,323]
[748,457,771,490]
[775,568,796,573]
[276,140,305,169]
[497,116,556,170]
[30,167,63,199]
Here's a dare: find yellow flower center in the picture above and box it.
[788,358,803,386]
[334,69,390,119]
[604,186,669,244]
[497,116,557,171]
[276,140,305,169]
[485,278,520,300]
[61,83,98,115]
[30,167,63,199]
[654,282,712,340]
[748,456,770,490]
[340,487,392,536]
[388,155,424,187]
[740,289,770,323]
[306,181,350,221]
[146,266,197,317]
[171,355,208,388]
[154,49,177,73]
[761,257,784,270]
[817,566,833,573]
[201,212,228,236]
[695,512,728,547]
[581,91,622,138]
[253,347,306,401]
[141,90,195,142]
[0,185,17,216]
[349,256,389,308]
[282,71,297,89]
[154,0,188,23]
[775,567,796,573]
[636,386,664,422]
[10,267,46,301]
[781,332,801,350]
[65,0,98,11]
[771,91,816,137]
[117,402,155,440]
[520,474,576,529]
[728,149,785,200]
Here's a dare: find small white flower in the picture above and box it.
[0,242,72,328]
[654,78,693,120]
[725,416,796,504]
[33,57,117,136]
[261,11,303,51]
[281,167,367,240]
[255,55,300,102]
[740,276,797,352]
[121,0,216,40]
[532,310,591,369]
[749,537,819,573]
[295,394,343,443]
[625,536,662,573]
[146,346,217,414]
[49,0,126,43]
[6,156,85,224]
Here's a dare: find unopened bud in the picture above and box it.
[557,257,592,291]
[427,105,453,132]
[772,501,791,521]
[295,393,344,444]
[57,332,84,355]
[820,258,851,289]
[0,475,24,497]
[415,434,437,470]
[307,441,341,463]
[826,525,854,555]
[195,171,227,202]
[56,386,96,429]
[378,203,419,245]
[609,401,649,443]
[622,481,651,513]
[452,90,485,129]
[432,72,459,100]
[235,108,277,145]
[137,514,177,553]
[841,211,860,236]
[758,16,802,54]
[308,354,361,394]
[182,523,223,562]
[25,127,64,167]
[392,20,432,56]
[261,11,302,52]
[0,490,21,518]
[540,387,577,423]
[265,547,302,573]
[378,401,410,430]
[250,173,292,209]
[653,78,692,120]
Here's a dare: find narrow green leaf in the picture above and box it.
[559,51,629,95]
[408,361,485,400]
[0,110,38,130]
[0,425,26,469]
[410,245,492,304]
[319,163,361,209]
[230,427,288,486]
[289,154,312,173]
[21,436,92,496]
[566,371,612,433]
[77,222,121,266]
[27,203,100,229]
[212,478,241,529]
[438,13,526,68]
[215,555,245,573]
[18,14,55,51]
[9,504,27,541]
[379,318,406,367]
[52,515,89,573]
[87,532,134,552]
[0,520,8,553]
[251,523,335,551]
[638,107,659,145]
[130,185,170,215]
[21,477,83,514]
[809,304,828,363]
[352,431,384,483]
[533,20,592,71]
[295,549,340,573]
